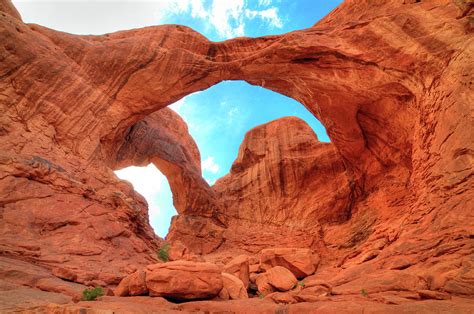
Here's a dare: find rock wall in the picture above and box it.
[168,117,352,254]
[0,0,473,304]
[214,116,352,226]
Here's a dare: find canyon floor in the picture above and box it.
[0,0,473,313]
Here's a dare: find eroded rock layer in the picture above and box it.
[168,117,352,254]
[214,116,352,226]
[0,0,473,312]
[108,108,227,227]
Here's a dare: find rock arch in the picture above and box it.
[0,0,472,300]
[108,108,228,250]
[2,1,417,192]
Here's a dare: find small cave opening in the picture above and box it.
[114,164,176,238]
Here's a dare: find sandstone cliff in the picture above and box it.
[168,116,352,255]
[214,116,352,226]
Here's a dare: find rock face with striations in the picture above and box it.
[108,107,227,228]
[215,117,351,226]
[167,117,351,254]
[0,0,473,311]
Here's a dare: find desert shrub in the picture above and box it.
[360,288,368,297]
[157,243,171,262]
[82,286,104,301]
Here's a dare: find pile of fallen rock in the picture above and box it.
[114,247,326,304]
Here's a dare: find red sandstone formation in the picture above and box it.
[222,254,250,289]
[168,117,351,254]
[219,272,248,300]
[0,0,473,312]
[109,108,227,228]
[215,117,351,225]
[256,266,298,293]
[259,248,320,279]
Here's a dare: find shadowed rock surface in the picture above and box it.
[0,0,473,312]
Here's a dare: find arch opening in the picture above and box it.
[115,164,176,238]
[170,80,330,185]
[13,0,349,241]
[112,80,331,239]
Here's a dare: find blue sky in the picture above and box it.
[171,82,331,185]
[14,0,342,237]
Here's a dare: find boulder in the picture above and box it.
[114,276,131,297]
[255,266,298,294]
[219,273,248,300]
[128,270,148,296]
[223,254,250,288]
[294,294,331,303]
[265,291,297,304]
[146,261,223,300]
[265,266,298,292]
[298,285,331,298]
[331,270,428,295]
[114,270,148,297]
[255,273,275,295]
[260,248,319,278]
[304,279,332,289]
[417,290,452,300]
[35,277,85,300]
[299,279,332,298]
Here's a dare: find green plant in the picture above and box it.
[257,291,266,299]
[360,288,368,297]
[298,281,306,288]
[157,243,170,262]
[82,286,104,301]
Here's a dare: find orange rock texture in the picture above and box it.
[215,117,351,225]
[0,0,473,312]
[168,117,351,254]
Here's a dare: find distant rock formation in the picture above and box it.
[168,117,352,254]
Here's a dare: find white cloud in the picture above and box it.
[154,0,208,21]
[227,106,239,121]
[189,0,208,19]
[258,0,272,7]
[114,164,165,216]
[202,156,220,174]
[13,0,283,38]
[155,0,283,39]
[245,7,283,28]
[219,101,247,132]
[208,0,245,38]
[115,164,178,238]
